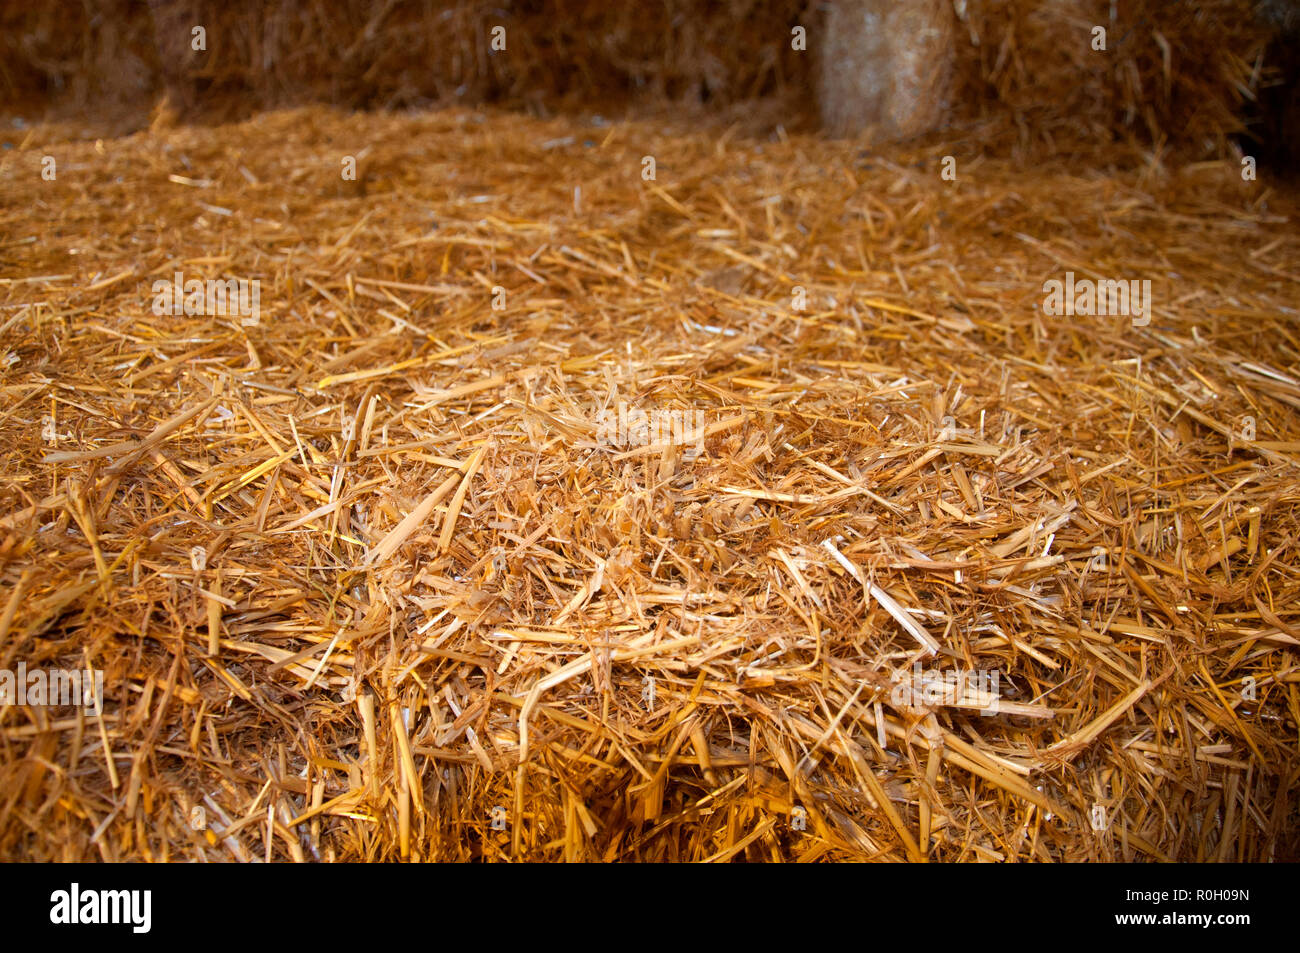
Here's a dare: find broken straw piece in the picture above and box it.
[821,538,940,655]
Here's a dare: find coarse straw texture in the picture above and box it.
[1,105,1297,861]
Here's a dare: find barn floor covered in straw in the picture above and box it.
[1,104,1298,861]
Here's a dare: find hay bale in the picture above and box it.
[818,0,956,140]
[0,0,157,118]
[948,0,1282,160]
[3,0,1296,163]
[136,0,814,121]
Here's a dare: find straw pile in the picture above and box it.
[1,101,1297,861]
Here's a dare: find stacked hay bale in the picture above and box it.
[2,0,1297,163]
[941,0,1294,160]
[138,0,815,121]
[0,0,158,117]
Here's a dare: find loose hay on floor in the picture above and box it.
[0,106,1298,861]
